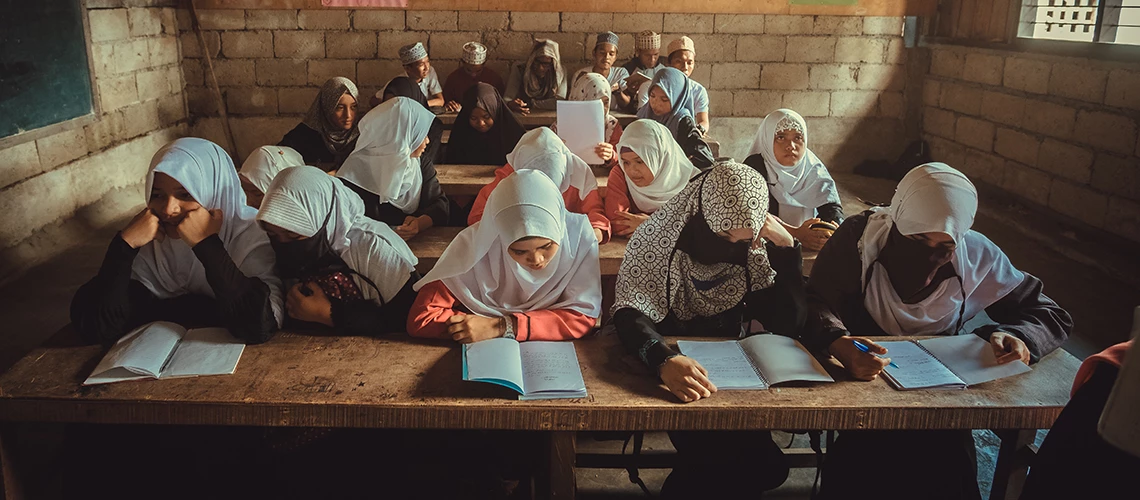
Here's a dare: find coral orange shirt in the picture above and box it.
[406,280,596,341]
[466,163,612,244]
[1072,340,1133,396]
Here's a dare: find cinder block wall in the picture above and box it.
[0,0,188,283]
[920,43,1140,243]
[177,10,914,168]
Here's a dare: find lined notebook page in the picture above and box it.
[878,341,965,390]
[917,335,1030,386]
[677,340,766,390]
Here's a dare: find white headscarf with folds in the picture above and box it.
[747,109,841,227]
[506,127,598,201]
[337,97,434,213]
[414,170,601,319]
[133,138,284,324]
[860,163,1025,336]
[616,119,700,213]
[257,166,418,303]
[239,145,306,193]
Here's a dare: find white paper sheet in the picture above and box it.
[741,334,834,386]
[519,341,587,398]
[161,328,246,379]
[556,100,605,165]
[463,337,525,394]
[83,321,186,385]
[878,341,966,390]
[677,340,767,390]
[918,335,1030,386]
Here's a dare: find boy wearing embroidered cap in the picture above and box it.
[621,30,665,111]
[570,32,630,110]
[638,36,710,133]
[379,42,444,109]
[442,41,506,113]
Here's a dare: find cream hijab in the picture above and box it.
[239,145,305,194]
[568,73,619,141]
[860,163,1025,336]
[747,109,840,227]
[414,170,602,319]
[257,166,418,303]
[506,127,598,202]
[337,97,434,213]
[616,119,700,213]
[133,138,284,324]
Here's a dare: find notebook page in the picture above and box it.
[463,338,524,394]
[556,100,605,164]
[85,321,185,384]
[878,340,965,390]
[917,335,1030,386]
[519,341,587,397]
[161,328,245,379]
[740,334,834,386]
[676,340,766,390]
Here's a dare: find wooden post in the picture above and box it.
[187,0,239,162]
[536,431,576,500]
[1,424,23,500]
[990,429,1036,500]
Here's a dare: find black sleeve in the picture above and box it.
[415,137,450,227]
[972,273,1072,363]
[816,203,844,225]
[614,307,679,371]
[329,275,418,337]
[802,214,869,353]
[742,154,781,218]
[278,124,333,166]
[744,242,807,337]
[191,235,278,344]
[676,116,715,169]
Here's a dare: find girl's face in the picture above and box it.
[508,237,560,271]
[907,231,956,249]
[620,150,654,188]
[333,93,357,130]
[773,128,806,167]
[469,106,494,133]
[148,172,202,238]
[716,227,754,243]
[239,174,263,209]
[593,43,617,71]
[261,222,309,243]
[669,50,695,76]
[648,86,672,116]
[411,135,430,158]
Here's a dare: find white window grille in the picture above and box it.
[1019,0,1140,45]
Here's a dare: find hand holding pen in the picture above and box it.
[852,339,900,369]
[828,336,896,381]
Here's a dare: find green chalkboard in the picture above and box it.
[0,0,94,139]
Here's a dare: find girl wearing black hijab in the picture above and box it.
[444,82,526,166]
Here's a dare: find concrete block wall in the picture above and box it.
[177,10,913,168]
[920,43,1140,244]
[0,0,188,283]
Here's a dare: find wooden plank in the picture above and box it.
[437,111,636,129]
[0,332,1079,432]
[408,226,628,275]
[957,0,977,39]
[0,425,21,500]
[193,0,939,16]
[435,164,609,197]
[541,431,576,500]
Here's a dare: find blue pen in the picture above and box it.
[851,339,900,369]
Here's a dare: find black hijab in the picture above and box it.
[444,83,527,165]
[384,76,429,109]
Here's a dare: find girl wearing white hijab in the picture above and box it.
[804,163,1071,500]
[611,161,800,498]
[337,96,449,240]
[70,138,284,346]
[238,145,306,209]
[744,109,843,251]
[467,127,611,244]
[606,119,701,237]
[408,169,601,342]
[256,167,420,336]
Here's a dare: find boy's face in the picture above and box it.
[404,57,431,82]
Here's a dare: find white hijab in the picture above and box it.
[133,138,284,325]
[414,169,602,319]
[506,127,598,201]
[748,109,841,226]
[337,97,434,213]
[860,163,1025,336]
[238,145,305,193]
[616,119,700,213]
[257,166,418,303]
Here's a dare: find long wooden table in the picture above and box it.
[437,110,637,128]
[436,164,610,198]
[0,332,1078,500]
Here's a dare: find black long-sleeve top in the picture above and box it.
[742,153,844,225]
[340,118,449,227]
[70,234,280,347]
[324,272,420,337]
[278,123,354,172]
[802,213,1072,362]
[615,243,808,369]
[674,115,715,170]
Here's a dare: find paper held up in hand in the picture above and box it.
[556,100,605,165]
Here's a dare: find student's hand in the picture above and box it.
[121,208,162,248]
[446,313,504,343]
[394,215,424,240]
[659,355,717,403]
[593,228,605,243]
[444,100,462,113]
[990,331,1031,365]
[286,282,334,327]
[792,218,831,252]
[758,213,795,248]
[614,210,650,237]
[508,99,530,115]
[829,336,891,381]
[594,142,615,163]
[176,208,223,247]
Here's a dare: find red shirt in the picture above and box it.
[407,280,596,341]
[1072,340,1133,396]
[442,67,507,104]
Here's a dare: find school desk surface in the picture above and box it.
[437,110,638,128]
[436,164,610,198]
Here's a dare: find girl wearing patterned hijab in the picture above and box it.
[505,39,567,113]
[71,138,284,346]
[257,167,420,336]
[445,82,526,166]
[610,161,802,498]
[550,73,624,167]
[279,76,360,171]
[804,163,1071,500]
[606,119,701,237]
[744,109,843,251]
[636,68,714,168]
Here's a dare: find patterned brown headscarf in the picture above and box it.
[302,77,360,157]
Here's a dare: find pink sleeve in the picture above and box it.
[604,166,633,232]
[467,164,514,225]
[511,309,597,341]
[566,187,611,244]
[407,281,464,339]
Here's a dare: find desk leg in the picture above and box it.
[536,431,576,500]
[0,424,24,500]
[990,429,1035,500]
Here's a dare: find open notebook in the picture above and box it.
[84,321,245,386]
[462,338,587,400]
[877,334,1031,390]
[677,334,834,390]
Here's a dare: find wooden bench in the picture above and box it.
[409,226,628,276]
[436,164,610,198]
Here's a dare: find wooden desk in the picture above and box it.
[0,332,1078,500]
[436,164,609,198]
[437,110,637,128]
[409,226,627,276]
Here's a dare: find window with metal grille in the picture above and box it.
[1018,0,1140,45]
